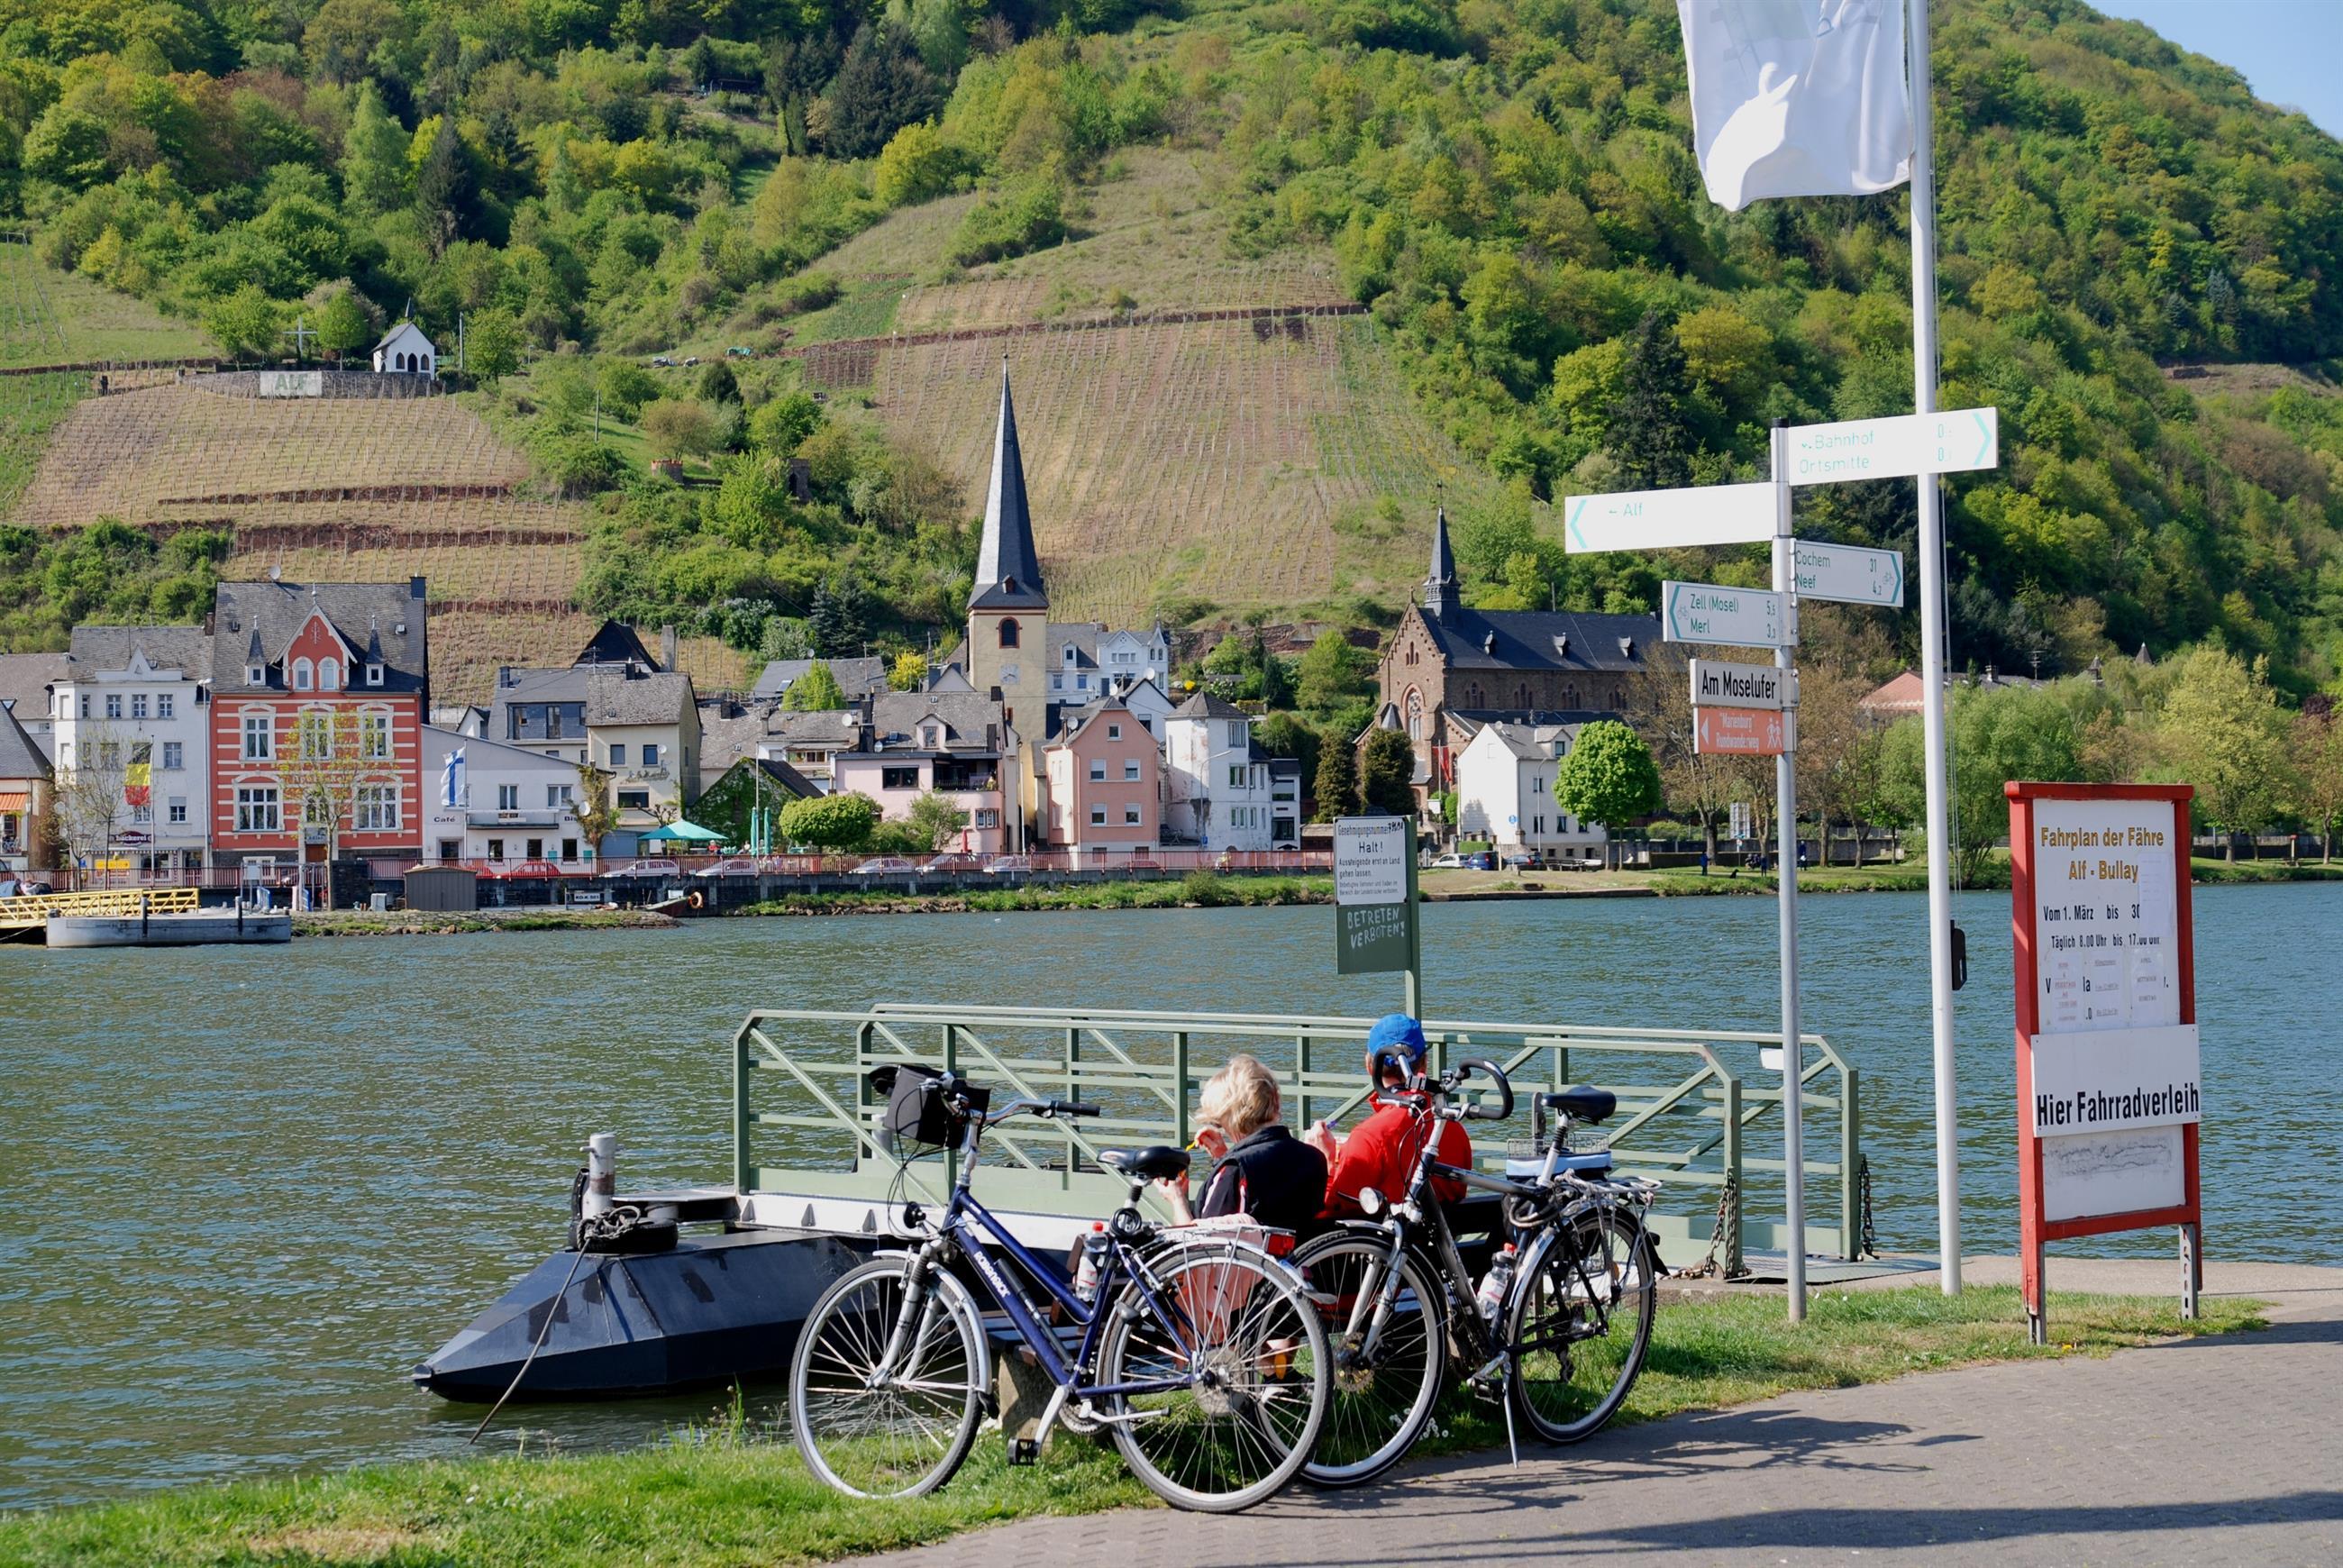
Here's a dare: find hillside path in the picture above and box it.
[851,1258,2343,1568]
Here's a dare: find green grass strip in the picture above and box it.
[0,1286,2263,1567]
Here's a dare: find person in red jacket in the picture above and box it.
[1306,1014,1473,1219]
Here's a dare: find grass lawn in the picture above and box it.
[0,242,213,369]
[0,1286,2263,1567]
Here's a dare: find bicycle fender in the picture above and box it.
[871,1248,995,1411]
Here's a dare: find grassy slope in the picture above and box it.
[0,1286,2263,1567]
[0,241,213,369]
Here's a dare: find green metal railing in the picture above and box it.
[732,1004,1863,1274]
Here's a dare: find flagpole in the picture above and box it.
[1908,0,1962,1294]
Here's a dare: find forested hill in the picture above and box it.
[3,0,2339,694]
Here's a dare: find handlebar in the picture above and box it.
[1450,1058,1513,1121]
[1367,1059,1514,1121]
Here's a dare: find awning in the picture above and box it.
[0,792,25,811]
[642,818,725,843]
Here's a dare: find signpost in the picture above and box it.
[1690,659,1787,710]
[2006,781,2202,1343]
[1562,482,1774,555]
[1791,540,1905,607]
[1335,816,1420,1014]
[1695,707,1790,757]
[1781,408,1999,485]
[1661,582,1792,649]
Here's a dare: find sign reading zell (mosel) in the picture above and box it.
[1334,817,1415,975]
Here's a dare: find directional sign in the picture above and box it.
[1782,407,1999,486]
[1662,580,1792,649]
[1690,658,1787,711]
[1563,481,1774,554]
[1695,707,1790,756]
[1792,540,1905,607]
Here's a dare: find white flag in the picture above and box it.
[1676,0,1912,212]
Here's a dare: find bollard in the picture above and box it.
[583,1133,619,1219]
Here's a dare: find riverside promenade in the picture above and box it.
[858,1258,2343,1568]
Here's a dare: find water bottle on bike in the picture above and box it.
[1475,1243,1518,1324]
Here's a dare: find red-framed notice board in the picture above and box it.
[2006,782,2201,1343]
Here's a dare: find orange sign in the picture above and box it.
[1694,707,1788,755]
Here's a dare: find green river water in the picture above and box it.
[2,882,2334,1508]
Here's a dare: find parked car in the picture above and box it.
[604,858,681,878]
[984,854,1032,873]
[921,853,985,872]
[1425,852,1469,871]
[1500,850,1538,871]
[497,860,565,880]
[725,345,754,359]
[691,857,761,879]
[852,856,918,875]
[649,355,675,367]
[681,355,701,366]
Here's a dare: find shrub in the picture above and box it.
[948,179,1064,267]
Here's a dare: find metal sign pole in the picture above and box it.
[1910,0,1963,1294]
[1404,832,1423,1018]
[1770,421,1807,1323]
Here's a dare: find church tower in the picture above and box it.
[1422,500,1458,621]
[965,359,1049,843]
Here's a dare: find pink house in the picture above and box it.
[829,691,1009,854]
[1042,697,1160,852]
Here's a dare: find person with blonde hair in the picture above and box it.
[1155,1053,1326,1235]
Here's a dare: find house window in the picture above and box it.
[617,789,650,809]
[131,800,152,825]
[1533,774,1545,794]
[1125,806,1141,825]
[642,743,661,767]
[1090,806,1107,825]
[242,715,273,761]
[487,837,506,861]
[366,664,384,687]
[158,693,174,719]
[234,787,280,833]
[548,784,573,809]
[1227,764,1247,789]
[525,837,544,860]
[161,742,183,770]
[1089,761,1106,781]
[360,713,390,760]
[1227,721,1244,746]
[1406,688,1424,741]
[1124,761,1140,781]
[438,840,460,862]
[1077,674,1089,690]
[297,710,332,760]
[247,664,264,685]
[131,693,149,719]
[77,694,88,718]
[922,725,940,748]
[881,766,919,790]
[168,797,187,825]
[1107,724,1121,740]
[355,784,398,831]
[998,618,1020,648]
[561,838,579,861]
[974,808,999,829]
[319,658,340,691]
[497,783,519,810]
[608,743,627,766]
[105,693,122,719]
[292,660,314,691]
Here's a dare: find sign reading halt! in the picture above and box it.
[1334,817,1418,980]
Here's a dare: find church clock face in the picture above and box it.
[1000,664,1018,685]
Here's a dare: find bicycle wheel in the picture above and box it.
[1292,1231,1448,1490]
[790,1256,984,1499]
[1095,1240,1330,1512]
[1506,1207,1656,1445]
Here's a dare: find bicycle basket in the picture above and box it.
[874,1064,989,1153]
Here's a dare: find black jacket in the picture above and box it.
[1199,1125,1327,1236]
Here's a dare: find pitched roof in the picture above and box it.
[66,625,211,675]
[0,698,52,780]
[1423,503,1458,615]
[374,320,433,352]
[574,620,661,670]
[763,707,864,744]
[210,580,427,694]
[696,700,770,778]
[1859,671,1925,714]
[0,652,67,722]
[1172,691,1253,721]
[1417,606,1655,675]
[706,753,820,800]
[862,691,1004,753]
[752,656,888,701]
[969,360,1048,611]
[585,666,694,726]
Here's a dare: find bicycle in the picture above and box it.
[789,1066,1333,1513]
[1295,1060,1660,1488]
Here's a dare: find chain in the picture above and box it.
[1682,1170,1747,1280]
[1858,1155,1879,1260]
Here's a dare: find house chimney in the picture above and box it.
[410,576,425,599]
[660,624,678,670]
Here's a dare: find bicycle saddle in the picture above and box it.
[1538,1086,1618,1124]
[1099,1145,1190,1182]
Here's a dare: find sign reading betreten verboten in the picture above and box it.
[1334,817,1416,978]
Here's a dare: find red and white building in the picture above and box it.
[207,579,429,881]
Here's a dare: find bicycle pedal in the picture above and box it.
[1007,1437,1040,1466]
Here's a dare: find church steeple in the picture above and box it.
[1423,499,1457,620]
[970,358,1047,611]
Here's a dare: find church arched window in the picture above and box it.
[998,618,1021,648]
[1405,688,1424,741]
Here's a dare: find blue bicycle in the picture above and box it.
[789,1068,1332,1512]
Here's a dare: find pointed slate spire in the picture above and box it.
[969,358,1047,611]
[1423,498,1458,620]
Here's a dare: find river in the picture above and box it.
[2,881,2333,1508]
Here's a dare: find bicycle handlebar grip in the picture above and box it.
[1049,1100,1102,1118]
[1456,1058,1514,1121]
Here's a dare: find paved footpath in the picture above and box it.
[856,1258,2343,1568]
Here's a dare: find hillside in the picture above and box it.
[0,236,212,369]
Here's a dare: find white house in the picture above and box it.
[420,725,589,867]
[50,626,213,877]
[1045,622,1172,703]
[1162,692,1277,851]
[1454,721,1606,860]
[373,321,436,376]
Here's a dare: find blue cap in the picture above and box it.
[1367,1013,1427,1066]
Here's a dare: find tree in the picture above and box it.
[807,577,867,657]
[1556,720,1662,865]
[1254,628,1293,709]
[1313,740,1359,824]
[906,789,969,852]
[1623,639,1747,871]
[1295,631,1372,717]
[889,651,930,691]
[463,307,523,382]
[276,707,379,908]
[1254,712,1322,806]
[1605,310,1694,490]
[641,398,720,461]
[749,390,825,456]
[413,114,477,254]
[341,82,410,215]
[598,360,661,420]
[761,616,814,661]
[311,284,375,361]
[573,761,620,859]
[781,790,878,852]
[1880,683,2081,883]
[784,658,845,711]
[205,286,281,361]
[2292,707,2342,863]
[1791,662,1873,866]
[697,360,740,405]
[823,23,944,160]
[1360,728,1416,816]
[873,119,962,207]
[52,722,127,888]
[2158,646,2291,861]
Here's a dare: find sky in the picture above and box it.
[2086,0,2343,139]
